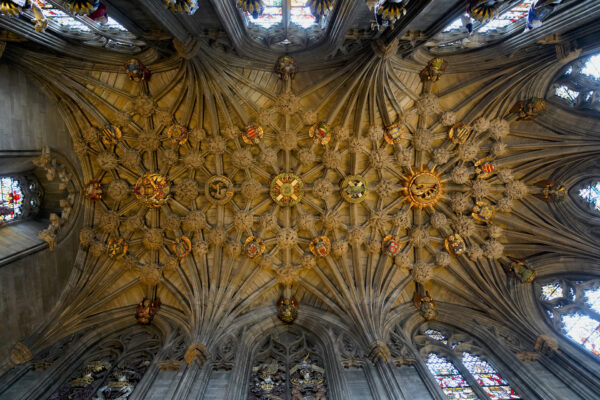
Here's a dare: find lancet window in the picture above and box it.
[540,279,600,358]
[417,326,521,399]
[48,329,161,400]
[552,54,600,112]
[247,330,327,400]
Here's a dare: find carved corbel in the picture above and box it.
[184,343,210,366]
[535,335,559,356]
[8,342,33,368]
[367,340,391,363]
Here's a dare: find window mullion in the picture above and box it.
[282,0,290,33]
[450,352,489,400]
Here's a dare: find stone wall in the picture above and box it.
[0,61,80,362]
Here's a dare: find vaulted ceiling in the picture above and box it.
[1,0,600,360]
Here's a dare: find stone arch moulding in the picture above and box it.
[222,308,359,400]
[411,321,559,400]
[0,316,181,400]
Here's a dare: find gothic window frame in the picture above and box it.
[47,327,162,400]
[12,0,145,53]
[246,328,329,400]
[425,0,562,54]
[538,277,600,360]
[414,323,523,399]
[240,0,335,51]
[570,176,600,217]
[548,52,600,114]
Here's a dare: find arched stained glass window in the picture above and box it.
[242,0,332,50]
[0,176,23,225]
[540,279,600,358]
[578,181,600,211]
[551,54,600,111]
[419,327,522,399]
[426,353,478,399]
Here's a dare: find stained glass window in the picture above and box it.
[582,54,600,79]
[290,0,315,28]
[562,314,600,356]
[541,282,564,301]
[555,85,580,102]
[462,353,521,399]
[35,0,129,32]
[541,279,600,359]
[579,182,600,211]
[429,0,547,52]
[426,354,478,400]
[247,0,320,29]
[552,54,600,110]
[420,326,522,399]
[585,287,600,313]
[252,0,283,28]
[0,177,24,225]
[478,0,535,33]
[426,329,449,344]
[36,0,91,31]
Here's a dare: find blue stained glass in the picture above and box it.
[555,85,580,102]
[425,329,449,344]
[579,182,600,211]
[0,177,23,225]
[541,282,563,301]
[585,287,600,314]
[563,313,600,357]
[582,54,600,79]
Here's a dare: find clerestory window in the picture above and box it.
[540,279,600,358]
[241,0,333,50]
[0,0,144,52]
[578,181,600,212]
[427,0,557,53]
[551,54,600,112]
[420,327,522,399]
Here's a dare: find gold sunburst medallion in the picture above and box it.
[403,168,443,209]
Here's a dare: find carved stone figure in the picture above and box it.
[135,297,161,324]
[277,296,298,324]
[413,291,437,320]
